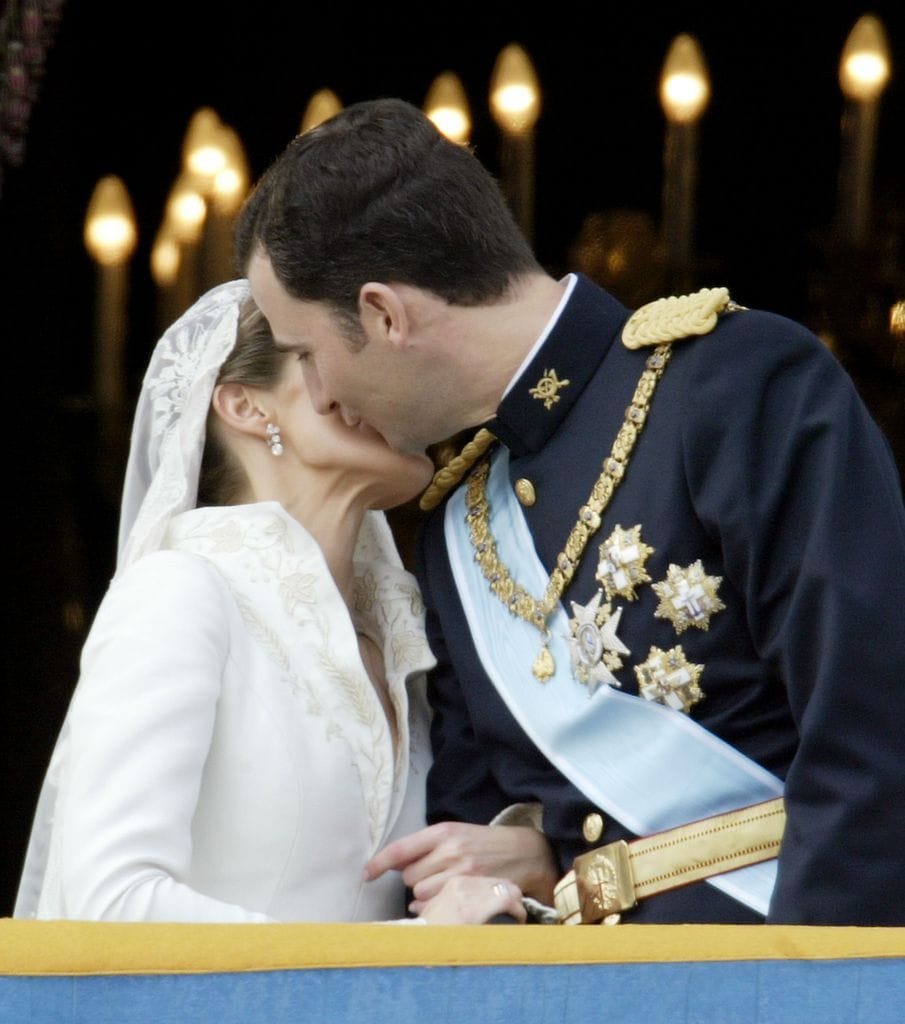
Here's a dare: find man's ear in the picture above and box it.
[358,282,408,349]
[211,383,269,440]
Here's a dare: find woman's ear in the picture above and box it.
[358,282,408,349]
[211,383,269,440]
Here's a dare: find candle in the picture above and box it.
[83,174,137,496]
[490,43,541,244]
[162,170,207,314]
[151,222,185,335]
[301,89,343,133]
[181,107,234,292]
[83,175,137,423]
[203,125,251,289]
[836,15,891,250]
[424,71,471,145]
[659,33,710,294]
[183,107,225,181]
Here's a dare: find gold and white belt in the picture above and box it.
[553,797,786,924]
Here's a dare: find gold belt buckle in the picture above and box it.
[573,840,637,923]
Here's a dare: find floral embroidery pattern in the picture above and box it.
[166,504,433,849]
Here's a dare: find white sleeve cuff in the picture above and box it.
[488,801,545,831]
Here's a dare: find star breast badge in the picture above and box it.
[652,560,725,633]
[529,368,571,410]
[566,590,630,694]
[634,645,704,714]
[596,524,654,601]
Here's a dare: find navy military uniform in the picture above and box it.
[416,273,905,924]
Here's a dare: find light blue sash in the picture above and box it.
[445,448,784,915]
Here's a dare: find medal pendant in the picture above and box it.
[532,644,555,682]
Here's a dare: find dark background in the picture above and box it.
[2,3,904,915]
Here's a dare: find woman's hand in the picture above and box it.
[416,875,526,924]
[364,822,558,906]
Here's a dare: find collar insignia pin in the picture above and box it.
[529,368,571,410]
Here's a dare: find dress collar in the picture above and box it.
[486,274,631,456]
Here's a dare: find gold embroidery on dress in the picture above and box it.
[353,570,378,613]
[391,629,430,671]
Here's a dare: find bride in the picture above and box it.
[14,280,526,925]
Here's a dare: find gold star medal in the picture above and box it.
[566,590,630,694]
[596,524,654,601]
[652,560,725,633]
[634,645,704,714]
[529,368,571,410]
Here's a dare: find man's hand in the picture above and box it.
[364,821,558,910]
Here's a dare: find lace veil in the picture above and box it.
[116,279,250,574]
[116,278,401,576]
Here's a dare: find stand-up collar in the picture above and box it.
[487,274,631,456]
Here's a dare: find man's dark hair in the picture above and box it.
[234,98,540,327]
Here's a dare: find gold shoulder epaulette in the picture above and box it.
[419,427,497,512]
[622,286,738,350]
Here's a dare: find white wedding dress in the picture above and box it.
[15,502,434,923]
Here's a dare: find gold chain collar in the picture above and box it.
[464,344,673,681]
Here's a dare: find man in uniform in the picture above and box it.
[236,98,905,924]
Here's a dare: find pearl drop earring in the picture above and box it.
[266,423,283,456]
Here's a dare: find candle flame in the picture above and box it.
[301,89,343,132]
[86,216,136,264]
[183,107,227,184]
[151,228,181,287]
[424,71,471,144]
[663,74,709,117]
[188,144,228,178]
[214,167,243,200]
[211,126,251,214]
[839,15,891,101]
[431,107,470,143]
[84,175,138,266]
[165,173,207,243]
[490,44,541,134]
[660,34,710,123]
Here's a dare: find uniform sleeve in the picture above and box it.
[58,552,273,922]
[415,520,513,826]
[683,313,905,924]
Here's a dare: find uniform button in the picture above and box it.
[514,478,536,506]
[582,812,605,844]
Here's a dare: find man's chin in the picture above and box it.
[373,425,429,459]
